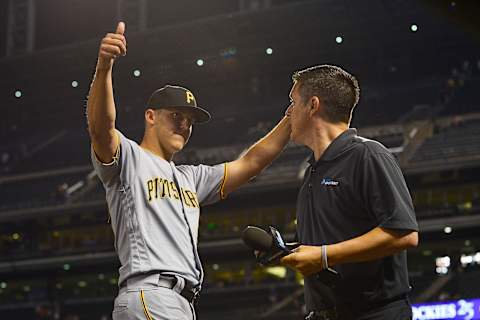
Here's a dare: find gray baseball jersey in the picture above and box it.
[91,130,226,288]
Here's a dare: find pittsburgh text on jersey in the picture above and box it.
[146,177,199,208]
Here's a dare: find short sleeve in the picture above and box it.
[90,130,138,187]
[188,163,226,206]
[361,151,419,231]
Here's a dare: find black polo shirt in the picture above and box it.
[296,128,418,314]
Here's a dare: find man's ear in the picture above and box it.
[145,109,156,125]
[309,96,321,117]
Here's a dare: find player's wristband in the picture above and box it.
[321,245,328,270]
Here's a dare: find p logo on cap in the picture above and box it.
[186,91,195,104]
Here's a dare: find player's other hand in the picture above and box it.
[280,245,323,276]
[97,22,127,70]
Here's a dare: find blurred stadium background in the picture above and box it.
[1,0,480,319]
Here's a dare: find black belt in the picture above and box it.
[120,274,200,304]
[157,276,200,305]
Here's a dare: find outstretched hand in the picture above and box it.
[97,22,127,70]
[280,245,323,276]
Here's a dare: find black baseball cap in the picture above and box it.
[146,85,211,123]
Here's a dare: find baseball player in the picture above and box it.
[86,22,291,319]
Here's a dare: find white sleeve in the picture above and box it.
[188,163,227,206]
[90,130,139,187]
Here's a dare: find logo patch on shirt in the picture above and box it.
[321,178,339,186]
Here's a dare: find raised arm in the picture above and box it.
[222,115,291,196]
[86,22,127,163]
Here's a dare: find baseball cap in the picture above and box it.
[146,85,211,123]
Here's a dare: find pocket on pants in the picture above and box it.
[113,291,129,314]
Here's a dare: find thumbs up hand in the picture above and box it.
[115,21,125,36]
[97,22,127,70]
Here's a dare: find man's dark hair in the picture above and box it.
[292,65,360,123]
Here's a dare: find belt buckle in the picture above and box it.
[181,285,200,305]
[191,288,200,304]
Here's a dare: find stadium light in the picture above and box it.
[196,59,204,66]
[265,47,273,55]
[444,226,452,234]
[336,36,343,44]
[410,24,418,32]
[14,90,22,98]
[436,267,448,274]
[133,69,141,77]
[461,254,474,266]
[71,80,78,88]
[435,256,450,274]
[436,256,451,267]
[474,252,480,264]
